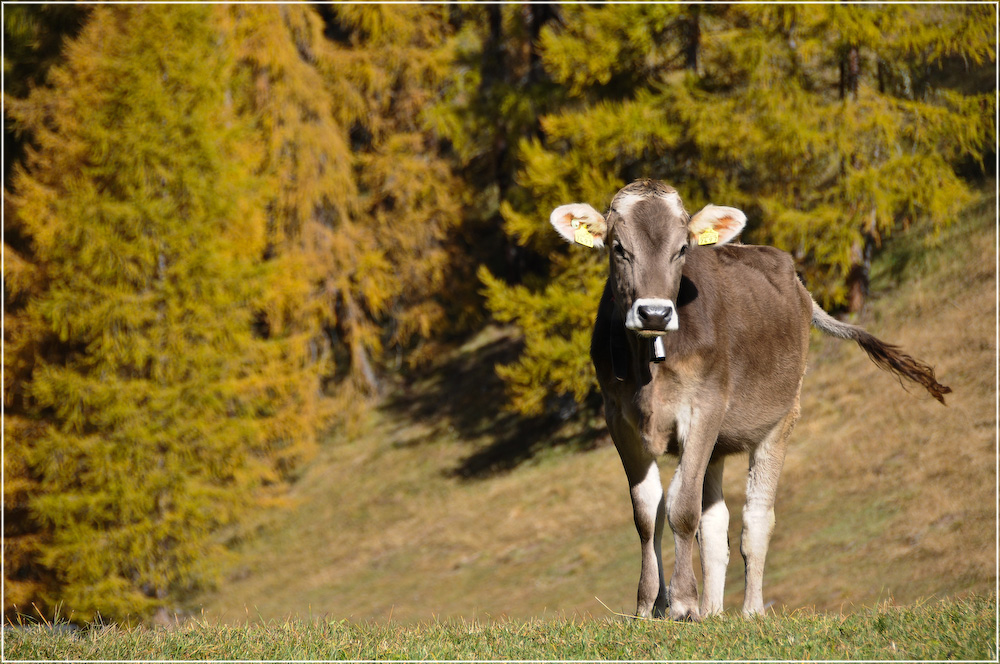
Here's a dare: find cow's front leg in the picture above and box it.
[664,410,720,622]
[618,444,667,618]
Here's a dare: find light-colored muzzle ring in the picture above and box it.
[625,298,678,336]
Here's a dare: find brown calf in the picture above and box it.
[551,179,950,621]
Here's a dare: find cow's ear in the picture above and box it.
[688,205,746,247]
[550,203,607,250]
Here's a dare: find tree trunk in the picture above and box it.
[524,4,558,86]
[841,42,867,312]
[683,6,700,73]
[846,207,877,314]
[840,43,860,100]
[339,293,380,395]
[482,5,509,197]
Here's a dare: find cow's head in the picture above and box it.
[550,179,746,336]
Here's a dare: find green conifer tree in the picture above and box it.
[426,4,563,317]
[4,5,317,622]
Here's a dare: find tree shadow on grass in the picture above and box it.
[384,328,608,479]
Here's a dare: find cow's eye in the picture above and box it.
[613,241,627,259]
[677,244,687,259]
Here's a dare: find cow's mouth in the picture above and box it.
[625,298,678,335]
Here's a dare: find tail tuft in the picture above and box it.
[811,300,951,405]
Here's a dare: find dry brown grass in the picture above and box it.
[753,193,997,612]
[194,193,995,623]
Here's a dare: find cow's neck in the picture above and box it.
[620,330,686,386]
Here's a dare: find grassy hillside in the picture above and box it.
[192,192,995,625]
[6,594,996,660]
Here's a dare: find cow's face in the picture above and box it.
[550,180,746,336]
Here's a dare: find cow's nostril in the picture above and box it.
[638,304,672,330]
[626,298,678,333]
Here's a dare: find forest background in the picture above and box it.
[3,4,996,624]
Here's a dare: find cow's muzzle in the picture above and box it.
[625,298,678,335]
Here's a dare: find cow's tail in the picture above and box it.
[810,299,951,405]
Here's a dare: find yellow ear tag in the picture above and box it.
[573,220,595,248]
[697,228,719,246]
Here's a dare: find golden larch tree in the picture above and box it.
[4,5,318,622]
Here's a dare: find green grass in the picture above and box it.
[5,594,996,660]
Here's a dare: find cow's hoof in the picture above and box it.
[669,603,701,622]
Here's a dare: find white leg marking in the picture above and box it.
[741,406,797,616]
[635,461,663,519]
[741,503,775,615]
[632,460,667,618]
[699,458,729,616]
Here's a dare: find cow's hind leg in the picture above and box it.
[618,445,667,618]
[741,401,799,616]
[698,455,729,617]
